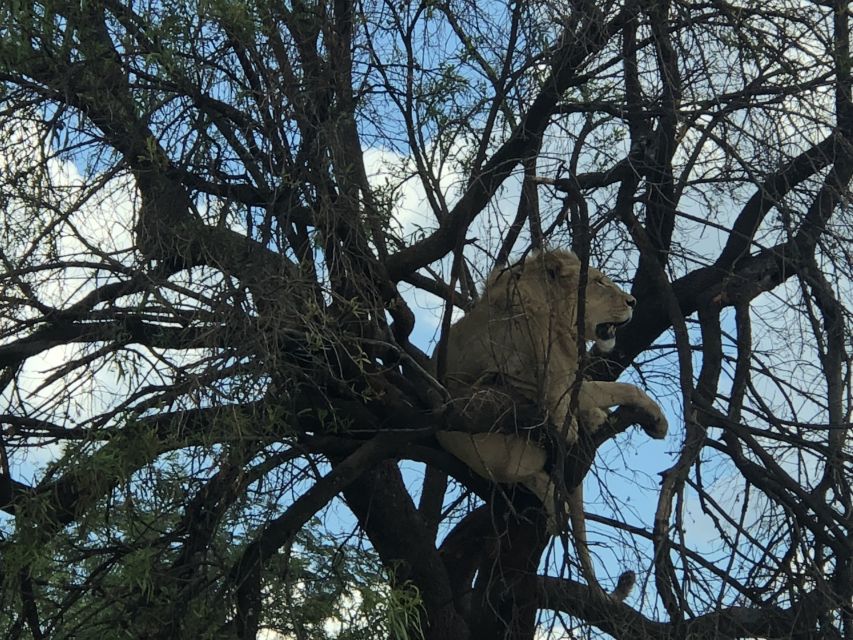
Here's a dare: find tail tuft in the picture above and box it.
[611,570,636,602]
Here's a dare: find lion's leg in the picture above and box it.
[578,381,668,438]
[438,433,568,531]
[436,432,548,484]
[548,387,579,446]
[521,471,563,533]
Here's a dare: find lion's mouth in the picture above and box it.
[595,319,630,342]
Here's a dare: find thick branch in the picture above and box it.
[342,460,469,640]
[539,575,827,639]
[230,435,402,639]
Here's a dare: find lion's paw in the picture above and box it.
[543,500,570,536]
[560,415,579,446]
[640,401,668,439]
[580,407,609,432]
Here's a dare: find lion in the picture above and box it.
[439,249,667,442]
[435,249,667,599]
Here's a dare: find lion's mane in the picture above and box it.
[443,249,637,440]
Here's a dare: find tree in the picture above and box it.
[0,0,850,638]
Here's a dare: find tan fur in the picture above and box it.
[437,249,668,600]
[443,249,667,443]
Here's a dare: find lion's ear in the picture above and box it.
[546,264,559,280]
[543,250,580,281]
[489,263,520,286]
[485,263,522,308]
[543,252,567,281]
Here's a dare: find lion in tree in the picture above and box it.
[436,249,667,599]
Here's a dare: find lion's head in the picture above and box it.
[485,249,635,352]
[582,265,636,352]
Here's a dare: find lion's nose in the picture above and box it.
[626,296,636,308]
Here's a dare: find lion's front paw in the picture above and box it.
[580,407,609,432]
[640,401,668,439]
[558,415,579,446]
[550,401,580,445]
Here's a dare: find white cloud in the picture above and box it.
[362,147,444,241]
[1,120,139,472]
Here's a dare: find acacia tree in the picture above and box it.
[0,0,850,638]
